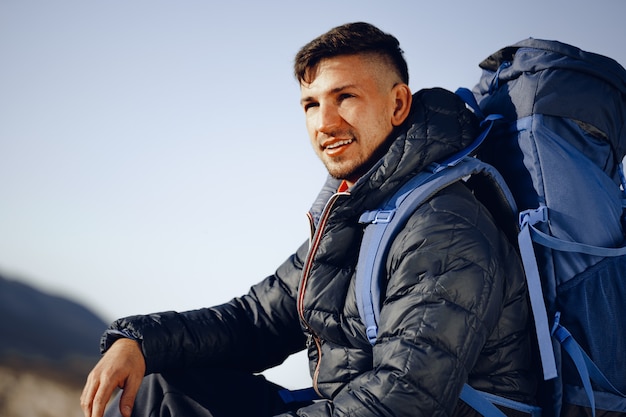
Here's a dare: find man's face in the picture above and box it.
[300,54,408,186]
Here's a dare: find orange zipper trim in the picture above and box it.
[298,192,347,393]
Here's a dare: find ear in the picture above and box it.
[390,83,412,126]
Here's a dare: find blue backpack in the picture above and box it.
[356,38,626,417]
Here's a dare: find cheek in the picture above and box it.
[305,116,318,140]
[362,114,395,150]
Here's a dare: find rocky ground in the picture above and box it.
[0,364,87,417]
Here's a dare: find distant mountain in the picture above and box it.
[0,273,108,381]
[0,273,110,417]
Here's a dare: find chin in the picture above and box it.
[328,166,367,185]
[324,154,379,184]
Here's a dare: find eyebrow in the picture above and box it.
[300,84,358,105]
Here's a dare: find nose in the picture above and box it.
[316,102,342,134]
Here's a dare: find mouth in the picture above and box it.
[323,138,354,150]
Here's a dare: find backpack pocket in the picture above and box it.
[557,254,626,411]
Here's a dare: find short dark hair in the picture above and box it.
[294,22,409,85]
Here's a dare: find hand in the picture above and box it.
[80,338,146,417]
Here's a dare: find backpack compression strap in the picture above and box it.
[457,86,560,382]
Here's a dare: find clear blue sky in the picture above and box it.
[1,0,625,388]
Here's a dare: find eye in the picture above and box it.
[338,93,355,102]
[303,102,319,112]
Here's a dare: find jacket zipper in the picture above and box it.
[298,192,346,395]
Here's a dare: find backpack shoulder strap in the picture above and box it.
[355,157,521,417]
[355,157,515,344]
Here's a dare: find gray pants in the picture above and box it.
[104,368,312,417]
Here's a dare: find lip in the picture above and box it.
[321,138,354,155]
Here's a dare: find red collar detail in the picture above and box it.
[337,180,350,193]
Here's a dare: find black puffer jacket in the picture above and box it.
[102,88,535,417]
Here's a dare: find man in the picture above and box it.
[81,22,535,417]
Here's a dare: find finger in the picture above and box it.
[91,378,118,417]
[118,374,142,417]
[80,378,95,417]
[80,373,99,417]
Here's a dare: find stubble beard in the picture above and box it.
[325,156,366,184]
[324,138,391,184]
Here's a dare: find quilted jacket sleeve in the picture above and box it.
[100,240,310,375]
